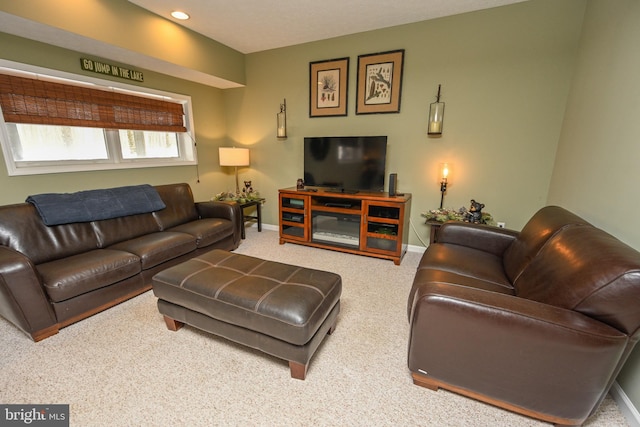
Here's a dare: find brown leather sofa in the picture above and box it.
[407,206,640,426]
[0,183,242,342]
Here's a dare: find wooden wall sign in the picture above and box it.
[80,58,144,82]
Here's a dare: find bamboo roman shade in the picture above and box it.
[0,73,186,132]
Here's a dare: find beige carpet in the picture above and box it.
[0,228,630,426]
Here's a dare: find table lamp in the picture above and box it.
[219,147,250,194]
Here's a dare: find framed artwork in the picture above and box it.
[309,57,349,117]
[356,49,405,114]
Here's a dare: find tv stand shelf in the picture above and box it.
[279,187,412,265]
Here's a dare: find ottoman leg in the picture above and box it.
[288,317,338,380]
[163,315,184,331]
[289,361,308,380]
[328,320,337,335]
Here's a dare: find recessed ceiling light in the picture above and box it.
[171,11,190,20]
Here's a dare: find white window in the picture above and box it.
[118,130,180,159]
[0,60,197,176]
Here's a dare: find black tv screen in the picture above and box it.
[304,136,387,193]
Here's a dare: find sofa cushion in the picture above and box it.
[168,218,234,248]
[109,231,197,270]
[152,183,199,230]
[515,226,640,335]
[37,249,141,303]
[92,212,161,248]
[502,206,590,284]
[408,244,514,318]
[0,203,100,265]
[418,244,513,290]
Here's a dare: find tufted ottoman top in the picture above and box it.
[152,249,342,346]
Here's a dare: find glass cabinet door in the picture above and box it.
[364,203,401,253]
[280,195,308,241]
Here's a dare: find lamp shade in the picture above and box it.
[219,147,249,167]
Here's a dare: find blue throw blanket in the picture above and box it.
[26,184,166,226]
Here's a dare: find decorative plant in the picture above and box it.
[421,206,495,226]
[212,188,261,204]
[422,207,465,223]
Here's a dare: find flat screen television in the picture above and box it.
[304,136,387,193]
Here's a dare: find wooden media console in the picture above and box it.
[278,187,412,265]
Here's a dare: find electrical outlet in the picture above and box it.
[497,222,506,228]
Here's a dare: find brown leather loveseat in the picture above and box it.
[0,183,242,342]
[407,206,640,426]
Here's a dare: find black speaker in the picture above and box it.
[389,173,397,196]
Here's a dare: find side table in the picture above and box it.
[426,220,442,244]
[238,198,265,239]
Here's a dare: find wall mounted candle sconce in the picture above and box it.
[277,98,287,139]
[439,162,450,209]
[428,84,445,137]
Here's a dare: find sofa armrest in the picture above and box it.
[408,282,629,423]
[437,222,518,256]
[0,246,58,341]
[196,201,243,245]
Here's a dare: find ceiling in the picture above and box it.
[128,0,527,54]
[0,0,526,88]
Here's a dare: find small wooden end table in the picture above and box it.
[426,220,443,244]
[238,198,265,239]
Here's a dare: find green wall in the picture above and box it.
[547,0,640,412]
[225,0,585,245]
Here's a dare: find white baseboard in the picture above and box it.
[610,381,640,427]
[259,223,278,232]
[407,243,427,254]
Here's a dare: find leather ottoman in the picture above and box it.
[151,249,341,380]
